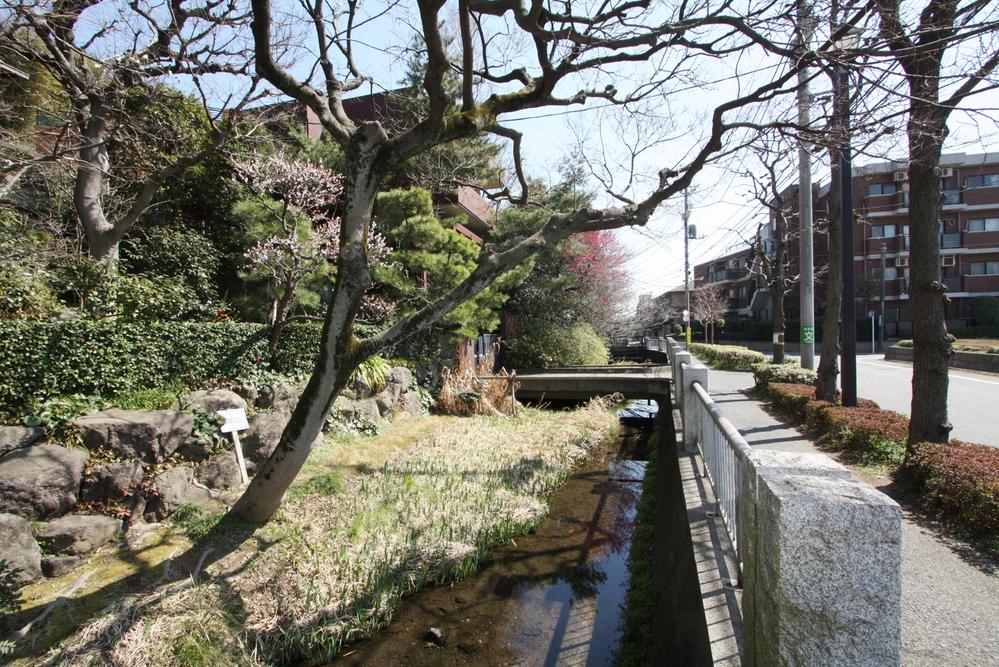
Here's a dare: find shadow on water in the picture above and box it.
[331,412,653,666]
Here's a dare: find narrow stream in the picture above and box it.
[335,409,654,666]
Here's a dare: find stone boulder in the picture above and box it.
[147,467,212,520]
[233,384,259,407]
[35,514,121,556]
[174,435,216,462]
[187,389,247,414]
[0,426,45,458]
[41,555,81,578]
[0,444,89,519]
[400,390,424,416]
[195,452,244,490]
[334,397,383,424]
[81,460,144,501]
[0,513,42,582]
[241,411,322,473]
[387,366,414,390]
[374,390,395,418]
[74,409,194,463]
[255,383,305,411]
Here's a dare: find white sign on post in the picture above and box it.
[217,408,249,484]
[682,309,690,323]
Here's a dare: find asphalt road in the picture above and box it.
[814,354,999,447]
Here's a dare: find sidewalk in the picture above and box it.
[707,369,999,667]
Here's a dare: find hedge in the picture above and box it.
[910,440,999,537]
[765,383,904,463]
[752,361,817,388]
[689,343,765,370]
[0,320,326,415]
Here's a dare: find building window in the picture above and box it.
[874,267,899,280]
[964,173,999,188]
[870,224,896,238]
[967,217,999,232]
[968,261,999,275]
[868,182,897,196]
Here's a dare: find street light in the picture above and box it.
[836,26,862,407]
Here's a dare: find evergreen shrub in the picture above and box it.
[689,343,765,369]
[910,440,999,537]
[0,320,324,415]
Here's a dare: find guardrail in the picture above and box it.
[690,380,751,563]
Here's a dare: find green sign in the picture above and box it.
[801,325,815,344]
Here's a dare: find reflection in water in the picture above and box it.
[335,427,649,666]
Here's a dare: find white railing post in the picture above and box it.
[679,358,707,455]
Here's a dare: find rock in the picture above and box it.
[41,554,81,578]
[0,426,45,458]
[374,390,395,418]
[81,460,144,501]
[174,435,216,462]
[74,409,194,463]
[424,627,446,647]
[187,389,247,414]
[353,399,383,423]
[195,452,244,490]
[387,366,413,390]
[122,494,147,525]
[36,514,122,556]
[147,467,212,519]
[400,390,423,416]
[340,388,358,400]
[0,513,42,582]
[241,411,321,474]
[0,444,89,519]
[233,385,259,407]
[255,384,304,411]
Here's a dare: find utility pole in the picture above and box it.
[683,189,692,346]
[837,30,861,407]
[879,242,886,354]
[797,0,816,370]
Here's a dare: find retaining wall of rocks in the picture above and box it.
[0,367,421,583]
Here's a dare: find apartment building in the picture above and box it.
[664,152,999,338]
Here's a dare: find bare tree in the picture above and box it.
[871,0,999,447]
[630,293,678,337]
[227,0,874,523]
[742,142,802,363]
[0,0,256,266]
[692,284,728,344]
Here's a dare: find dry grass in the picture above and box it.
[40,401,618,666]
[436,347,518,416]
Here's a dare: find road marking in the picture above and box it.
[857,358,999,386]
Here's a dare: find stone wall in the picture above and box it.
[0,367,422,584]
[886,344,999,374]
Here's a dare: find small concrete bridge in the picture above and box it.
[511,365,671,402]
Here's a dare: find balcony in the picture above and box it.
[940,233,961,249]
[941,189,962,206]
[942,276,962,292]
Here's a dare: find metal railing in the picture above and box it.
[689,377,752,564]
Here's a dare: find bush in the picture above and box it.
[752,360,817,388]
[689,343,765,370]
[910,440,999,537]
[0,320,325,416]
[970,296,999,326]
[765,383,902,464]
[897,339,913,348]
[0,269,60,320]
[503,321,608,368]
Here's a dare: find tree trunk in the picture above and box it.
[230,131,385,524]
[906,115,952,447]
[73,100,121,266]
[816,156,841,402]
[268,278,297,355]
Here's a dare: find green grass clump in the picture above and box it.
[616,431,657,667]
[114,383,187,411]
[169,504,223,541]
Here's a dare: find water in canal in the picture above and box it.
[335,410,653,666]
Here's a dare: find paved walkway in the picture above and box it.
[707,369,999,666]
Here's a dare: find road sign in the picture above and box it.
[682,309,690,323]
[801,324,815,344]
